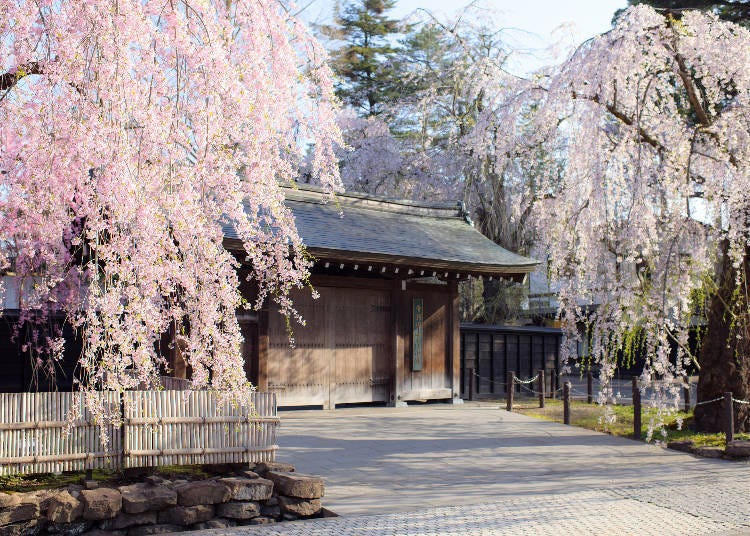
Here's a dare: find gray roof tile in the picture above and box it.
[226,184,538,276]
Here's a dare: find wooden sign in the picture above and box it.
[412,298,423,371]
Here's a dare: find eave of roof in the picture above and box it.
[224,183,538,277]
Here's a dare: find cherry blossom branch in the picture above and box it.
[0,62,43,91]
[571,91,663,151]
[665,20,711,127]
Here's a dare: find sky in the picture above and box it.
[299,0,628,73]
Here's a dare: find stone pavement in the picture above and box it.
[194,403,750,535]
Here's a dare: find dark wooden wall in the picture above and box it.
[460,324,562,398]
[0,273,461,409]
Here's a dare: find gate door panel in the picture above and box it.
[333,288,392,404]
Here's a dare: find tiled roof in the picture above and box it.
[225,184,538,277]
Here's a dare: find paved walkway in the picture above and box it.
[195,403,750,535]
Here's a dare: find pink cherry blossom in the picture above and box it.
[0,0,341,431]
[535,6,750,438]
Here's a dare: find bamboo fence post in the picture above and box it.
[563,382,571,425]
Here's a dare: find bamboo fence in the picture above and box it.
[122,390,278,468]
[0,391,122,475]
[0,390,278,476]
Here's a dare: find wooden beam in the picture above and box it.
[391,279,406,407]
[399,388,453,401]
[448,281,462,403]
[310,274,392,290]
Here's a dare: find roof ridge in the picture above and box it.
[282,182,462,217]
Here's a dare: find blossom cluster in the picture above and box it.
[0,0,341,425]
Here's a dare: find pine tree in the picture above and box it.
[322,0,402,117]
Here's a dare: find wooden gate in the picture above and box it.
[267,286,392,407]
[333,288,391,404]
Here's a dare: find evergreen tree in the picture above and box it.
[322,0,403,116]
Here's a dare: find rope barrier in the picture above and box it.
[470,370,505,385]
[469,370,750,407]
[693,396,724,407]
[513,375,539,385]
[471,370,563,394]
[518,384,561,396]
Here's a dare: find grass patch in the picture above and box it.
[513,397,750,447]
[0,464,218,493]
[0,469,115,493]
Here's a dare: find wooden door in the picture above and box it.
[267,288,331,406]
[332,288,391,404]
[266,285,392,407]
[401,288,452,400]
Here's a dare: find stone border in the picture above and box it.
[667,439,750,459]
[0,462,328,536]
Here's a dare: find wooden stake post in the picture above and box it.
[726,392,734,445]
[563,382,571,425]
[538,370,545,408]
[506,371,514,412]
[632,377,642,440]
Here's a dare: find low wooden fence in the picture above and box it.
[0,390,278,476]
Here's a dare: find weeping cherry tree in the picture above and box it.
[536,5,750,434]
[0,0,341,427]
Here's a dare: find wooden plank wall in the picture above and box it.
[267,283,393,407]
[333,288,391,404]
[0,391,278,476]
[267,288,330,406]
[265,277,456,406]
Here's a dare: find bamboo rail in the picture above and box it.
[0,419,93,431]
[125,446,278,457]
[124,415,280,425]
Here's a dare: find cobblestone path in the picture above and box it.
[194,404,750,535]
[193,482,750,535]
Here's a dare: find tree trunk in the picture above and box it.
[694,240,750,432]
